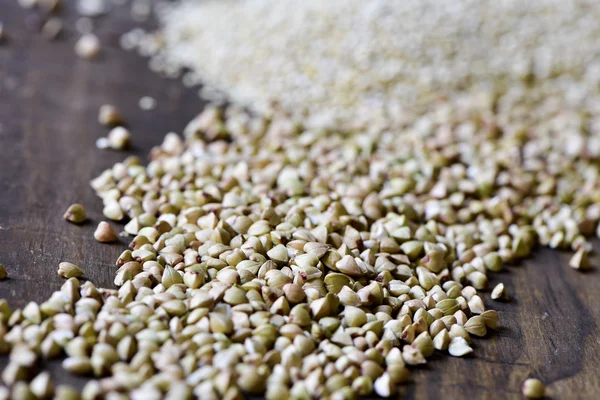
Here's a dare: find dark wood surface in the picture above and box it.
[1,2,599,399]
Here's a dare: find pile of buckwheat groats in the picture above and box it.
[1,0,600,399]
[124,0,600,130]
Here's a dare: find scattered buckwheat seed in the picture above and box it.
[522,378,545,399]
[57,262,83,279]
[63,203,86,224]
[107,126,130,150]
[138,96,156,111]
[569,248,591,271]
[98,104,123,126]
[94,221,118,243]
[95,137,110,150]
[75,34,101,59]
[491,283,509,301]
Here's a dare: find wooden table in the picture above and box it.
[1,2,599,399]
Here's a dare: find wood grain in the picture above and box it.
[0,2,599,399]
